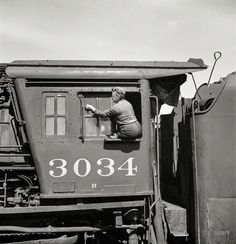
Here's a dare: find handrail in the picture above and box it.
[207,51,222,86]
[191,100,200,244]
[0,224,143,233]
[9,90,25,125]
[150,95,167,244]
[10,118,21,146]
[0,225,101,233]
[150,96,160,196]
[7,85,28,145]
[78,94,85,143]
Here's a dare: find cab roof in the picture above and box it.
[5,59,207,80]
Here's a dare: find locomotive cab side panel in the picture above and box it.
[14,78,153,199]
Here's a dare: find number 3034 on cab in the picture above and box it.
[48,157,138,178]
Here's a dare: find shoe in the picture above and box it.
[108,133,118,139]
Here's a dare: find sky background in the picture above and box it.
[0,0,235,113]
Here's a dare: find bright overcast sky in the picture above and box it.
[0,0,235,111]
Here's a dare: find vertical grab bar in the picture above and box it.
[9,87,27,145]
[191,100,200,244]
[150,95,167,244]
[78,94,85,143]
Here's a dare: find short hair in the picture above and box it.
[112,87,125,99]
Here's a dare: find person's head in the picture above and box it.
[112,87,125,103]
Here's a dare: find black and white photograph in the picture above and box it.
[0,1,235,243]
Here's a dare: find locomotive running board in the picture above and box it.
[9,235,78,244]
[0,224,143,234]
[0,200,145,214]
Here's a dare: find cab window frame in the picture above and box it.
[42,92,69,139]
[79,92,114,139]
[78,89,142,141]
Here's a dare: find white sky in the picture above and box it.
[0,0,235,112]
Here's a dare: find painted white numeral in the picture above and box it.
[92,183,97,188]
[118,157,137,176]
[49,157,137,178]
[74,158,91,177]
[49,159,67,178]
[97,158,115,177]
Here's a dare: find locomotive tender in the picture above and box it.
[0,59,234,244]
[160,70,236,244]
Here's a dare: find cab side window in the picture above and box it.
[82,93,113,138]
[43,93,67,137]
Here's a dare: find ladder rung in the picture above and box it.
[0,154,31,157]
[0,166,35,170]
[0,122,10,124]
[0,145,22,149]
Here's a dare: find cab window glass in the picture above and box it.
[83,94,113,137]
[43,93,67,137]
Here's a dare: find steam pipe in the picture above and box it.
[0,226,101,233]
[0,224,143,233]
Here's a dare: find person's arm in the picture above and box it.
[93,107,117,118]
[85,104,119,118]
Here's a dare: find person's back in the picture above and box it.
[111,99,137,125]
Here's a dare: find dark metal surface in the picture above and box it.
[191,72,236,243]
[0,58,214,243]
[159,72,236,243]
[15,78,153,198]
[0,200,145,214]
[6,59,207,80]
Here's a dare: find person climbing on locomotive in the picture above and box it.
[85,87,142,139]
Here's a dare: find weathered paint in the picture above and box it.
[6,59,207,80]
[163,201,188,237]
[15,78,153,198]
[191,72,236,243]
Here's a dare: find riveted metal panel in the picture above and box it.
[14,78,153,198]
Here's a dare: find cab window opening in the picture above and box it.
[82,90,142,140]
[125,92,142,124]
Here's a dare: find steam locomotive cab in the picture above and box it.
[14,78,152,200]
[0,60,207,243]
